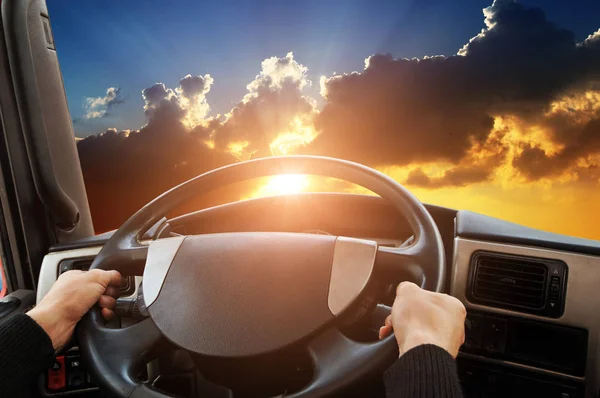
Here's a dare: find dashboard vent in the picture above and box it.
[467,251,568,317]
[472,253,547,308]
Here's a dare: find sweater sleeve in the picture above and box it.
[0,313,56,397]
[384,344,464,398]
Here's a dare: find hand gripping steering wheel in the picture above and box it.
[78,155,445,398]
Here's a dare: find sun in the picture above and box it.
[251,174,309,198]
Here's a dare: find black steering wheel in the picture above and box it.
[78,155,445,398]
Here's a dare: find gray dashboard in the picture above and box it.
[38,193,600,397]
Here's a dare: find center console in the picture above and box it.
[42,349,98,396]
[458,310,587,397]
[452,237,600,398]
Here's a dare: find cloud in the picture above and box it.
[308,0,600,184]
[84,87,124,119]
[76,1,600,232]
[79,74,224,232]
[77,122,239,232]
[206,52,317,159]
[513,116,600,180]
[132,53,317,161]
[77,55,318,231]
[142,73,214,129]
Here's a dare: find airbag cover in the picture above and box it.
[148,233,336,357]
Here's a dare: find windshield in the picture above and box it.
[47,0,600,240]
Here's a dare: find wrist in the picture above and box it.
[398,331,451,358]
[27,306,73,351]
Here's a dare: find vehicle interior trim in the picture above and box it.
[328,237,377,316]
[458,351,584,382]
[36,246,141,303]
[142,236,186,307]
[452,237,600,394]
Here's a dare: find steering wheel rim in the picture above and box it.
[78,155,445,398]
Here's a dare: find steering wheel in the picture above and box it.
[78,155,445,398]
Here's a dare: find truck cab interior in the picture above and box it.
[0,0,598,397]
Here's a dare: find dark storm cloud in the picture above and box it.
[405,138,507,188]
[405,167,492,188]
[77,116,238,233]
[513,117,600,180]
[309,0,600,184]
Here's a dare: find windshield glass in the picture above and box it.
[48,0,600,239]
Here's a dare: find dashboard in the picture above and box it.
[36,193,600,398]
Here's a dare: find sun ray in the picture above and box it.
[251,174,309,198]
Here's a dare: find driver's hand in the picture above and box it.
[379,281,466,358]
[27,269,122,351]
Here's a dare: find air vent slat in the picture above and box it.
[477,279,544,295]
[478,271,544,289]
[480,257,546,269]
[471,252,549,311]
[477,285,544,298]
[478,267,546,280]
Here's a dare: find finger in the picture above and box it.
[98,295,117,309]
[60,269,85,278]
[379,325,392,340]
[105,270,123,287]
[87,269,122,288]
[101,308,115,321]
[379,315,393,339]
[396,281,418,296]
[104,285,120,299]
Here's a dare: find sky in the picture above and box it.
[48,0,600,239]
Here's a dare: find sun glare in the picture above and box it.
[251,174,309,198]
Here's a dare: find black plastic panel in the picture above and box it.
[49,194,457,257]
[39,351,99,397]
[48,217,168,252]
[467,251,568,318]
[458,355,584,398]
[462,310,588,377]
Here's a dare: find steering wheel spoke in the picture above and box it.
[374,237,444,291]
[79,311,164,396]
[93,241,149,276]
[286,327,398,397]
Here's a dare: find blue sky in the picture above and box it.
[48,0,600,136]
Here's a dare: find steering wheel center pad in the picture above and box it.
[143,233,378,357]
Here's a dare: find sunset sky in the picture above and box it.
[49,0,600,239]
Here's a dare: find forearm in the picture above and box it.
[0,313,56,397]
[384,344,463,398]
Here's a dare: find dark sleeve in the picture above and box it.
[0,313,56,397]
[384,344,463,398]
